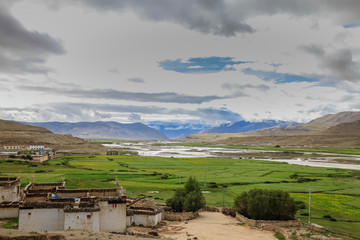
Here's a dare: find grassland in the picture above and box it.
[1,155,360,238]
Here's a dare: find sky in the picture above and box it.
[1,0,360,127]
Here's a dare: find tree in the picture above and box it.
[166,189,186,212]
[166,176,206,212]
[234,189,296,220]
[184,190,206,212]
[185,176,201,194]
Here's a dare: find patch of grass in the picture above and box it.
[1,219,18,229]
[274,233,286,240]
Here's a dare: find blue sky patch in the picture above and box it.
[243,68,319,84]
[343,23,360,28]
[158,57,251,73]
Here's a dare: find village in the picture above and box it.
[0,176,166,233]
[0,145,56,163]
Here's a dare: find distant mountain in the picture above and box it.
[200,120,299,134]
[24,121,168,140]
[147,121,210,139]
[243,111,360,136]
[185,111,360,148]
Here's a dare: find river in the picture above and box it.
[104,141,360,170]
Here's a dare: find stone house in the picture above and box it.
[18,178,163,232]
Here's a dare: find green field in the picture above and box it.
[1,155,360,238]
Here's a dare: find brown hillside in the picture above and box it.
[316,120,360,136]
[0,119,51,133]
[240,111,360,136]
[0,119,106,154]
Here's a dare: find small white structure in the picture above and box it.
[3,146,20,150]
[28,145,45,151]
[126,199,164,227]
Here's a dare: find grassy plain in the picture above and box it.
[1,155,360,238]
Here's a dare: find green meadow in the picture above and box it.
[1,155,360,238]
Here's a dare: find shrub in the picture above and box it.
[166,176,205,212]
[166,189,186,212]
[234,189,296,220]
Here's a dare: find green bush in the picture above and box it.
[166,189,186,212]
[234,189,296,220]
[166,176,205,212]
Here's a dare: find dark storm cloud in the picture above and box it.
[18,85,226,104]
[321,49,360,81]
[301,45,360,82]
[57,0,254,36]
[0,1,65,74]
[46,0,360,37]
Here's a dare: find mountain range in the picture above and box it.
[186,111,360,148]
[2,110,360,149]
[22,121,168,140]
[200,120,299,134]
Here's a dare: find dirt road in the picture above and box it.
[156,212,276,240]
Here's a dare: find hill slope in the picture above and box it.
[242,111,360,136]
[316,120,360,136]
[0,120,106,154]
[24,121,168,140]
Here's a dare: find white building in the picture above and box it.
[28,145,45,151]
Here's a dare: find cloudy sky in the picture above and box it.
[1,0,360,126]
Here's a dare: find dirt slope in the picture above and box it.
[0,119,106,154]
[316,120,360,136]
[244,111,360,136]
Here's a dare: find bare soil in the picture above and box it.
[129,211,277,240]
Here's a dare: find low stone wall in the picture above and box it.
[235,213,301,228]
[235,213,301,240]
[164,211,199,221]
[201,206,220,212]
[221,208,236,217]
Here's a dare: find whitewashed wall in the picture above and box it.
[132,212,162,227]
[0,185,20,203]
[19,208,64,231]
[64,211,99,231]
[98,201,126,232]
[0,207,18,219]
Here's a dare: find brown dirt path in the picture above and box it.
[157,211,277,240]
